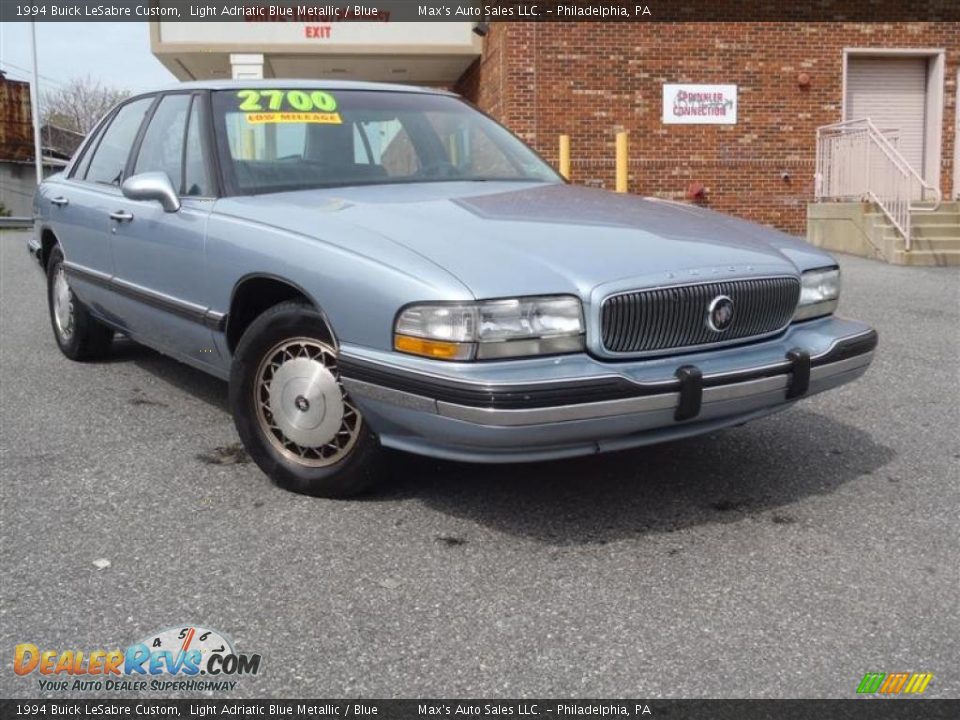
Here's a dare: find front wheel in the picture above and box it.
[229,301,383,498]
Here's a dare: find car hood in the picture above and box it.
[214,182,833,299]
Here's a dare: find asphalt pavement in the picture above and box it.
[1,230,958,699]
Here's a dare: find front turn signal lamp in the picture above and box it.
[393,335,474,361]
[793,267,841,322]
[394,296,585,361]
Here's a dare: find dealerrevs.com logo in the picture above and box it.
[14,625,261,693]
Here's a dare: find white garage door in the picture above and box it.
[846,56,928,175]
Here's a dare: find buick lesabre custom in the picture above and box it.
[30,81,877,497]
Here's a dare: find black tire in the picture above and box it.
[46,246,113,361]
[229,301,383,498]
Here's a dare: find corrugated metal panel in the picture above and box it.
[0,77,35,162]
[846,56,927,174]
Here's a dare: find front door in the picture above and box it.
[109,92,220,368]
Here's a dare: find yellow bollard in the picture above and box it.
[615,131,628,193]
[558,135,571,180]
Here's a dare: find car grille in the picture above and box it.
[600,276,800,354]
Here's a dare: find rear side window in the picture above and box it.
[183,97,212,196]
[84,97,153,186]
[133,94,190,189]
[353,119,420,177]
[72,122,108,180]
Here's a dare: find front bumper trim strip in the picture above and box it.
[339,328,878,412]
[344,350,874,428]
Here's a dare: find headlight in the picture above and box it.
[793,267,840,321]
[394,296,585,360]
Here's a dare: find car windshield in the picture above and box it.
[211,88,561,194]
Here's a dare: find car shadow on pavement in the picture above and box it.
[372,410,895,544]
[105,336,231,413]
[102,338,894,545]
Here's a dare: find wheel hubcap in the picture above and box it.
[255,338,362,467]
[53,265,75,339]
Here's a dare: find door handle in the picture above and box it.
[109,210,134,222]
[50,196,69,207]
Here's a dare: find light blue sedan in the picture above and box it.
[30,80,877,497]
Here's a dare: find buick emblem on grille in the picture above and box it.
[706,295,735,332]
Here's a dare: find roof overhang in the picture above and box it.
[150,22,482,85]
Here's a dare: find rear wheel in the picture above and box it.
[46,246,113,360]
[229,301,383,497]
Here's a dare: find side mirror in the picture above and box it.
[121,172,180,213]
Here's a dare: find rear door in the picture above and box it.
[49,96,154,315]
[108,92,221,367]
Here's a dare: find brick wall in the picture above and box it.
[456,22,959,235]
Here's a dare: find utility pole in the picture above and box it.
[29,21,43,185]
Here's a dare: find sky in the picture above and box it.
[0,22,176,107]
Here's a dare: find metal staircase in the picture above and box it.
[815,118,943,255]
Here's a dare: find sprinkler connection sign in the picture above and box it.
[663,84,738,124]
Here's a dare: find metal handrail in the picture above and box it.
[815,118,942,251]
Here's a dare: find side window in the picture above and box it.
[84,97,153,186]
[183,97,212,197]
[72,121,108,179]
[427,112,521,178]
[463,126,521,177]
[225,117,306,160]
[353,119,420,177]
[133,94,190,189]
[275,124,307,159]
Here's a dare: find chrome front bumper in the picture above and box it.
[344,350,873,428]
[338,319,877,463]
[412,351,871,427]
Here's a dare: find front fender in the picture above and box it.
[204,211,474,352]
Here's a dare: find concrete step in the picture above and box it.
[890,249,960,266]
[914,226,960,239]
[911,212,960,226]
[909,237,960,252]
[883,227,960,241]
[913,200,960,212]
[865,212,960,227]
[877,233,960,258]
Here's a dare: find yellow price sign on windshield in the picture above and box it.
[237,89,338,113]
